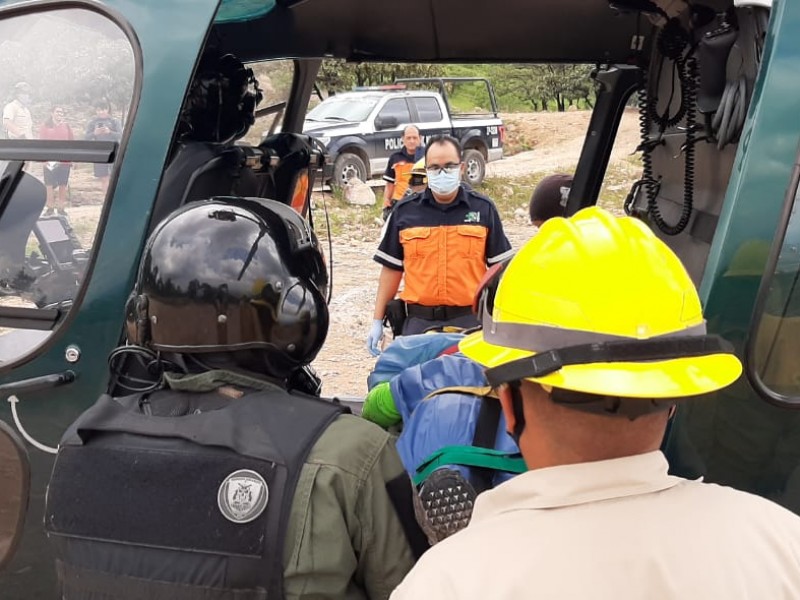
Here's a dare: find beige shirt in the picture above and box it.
[3,99,33,139]
[391,451,800,599]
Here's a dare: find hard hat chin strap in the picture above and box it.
[508,381,526,446]
[549,387,675,419]
[505,380,675,434]
[488,335,732,422]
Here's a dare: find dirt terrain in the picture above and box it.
[312,109,641,398]
[490,109,641,178]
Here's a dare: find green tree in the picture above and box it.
[542,64,594,111]
[317,60,355,96]
[487,65,548,111]
[480,63,594,112]
[317,60,445,96]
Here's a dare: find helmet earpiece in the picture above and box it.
[124,291,151,347]
[270,277,329,363]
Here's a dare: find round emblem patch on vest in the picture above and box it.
[217,469,269,524]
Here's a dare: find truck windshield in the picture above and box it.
[306,96,379,123]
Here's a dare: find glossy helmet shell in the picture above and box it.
[127,198,328,372]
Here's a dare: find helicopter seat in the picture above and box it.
[257,133,325,216]
[149,141,263,229]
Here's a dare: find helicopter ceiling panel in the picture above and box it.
[217,0,652,64]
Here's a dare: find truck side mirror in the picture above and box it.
[375,115,399,131]
[0,420,30,572]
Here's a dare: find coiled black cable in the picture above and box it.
[642,22,699,236]
[648,19,690,130]
[636,66,661,214]
[107,344,180,394]
[678,54,698,235]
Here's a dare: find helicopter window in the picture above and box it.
[749,180,800,402]
[0,7,135,365]
[240,59,296,144]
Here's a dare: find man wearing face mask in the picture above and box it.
[368,134,512,355]
[3,82,33,140]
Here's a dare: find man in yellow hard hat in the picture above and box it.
[405,157,427,196]
[391,207,800,599]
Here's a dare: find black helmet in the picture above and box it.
[179,51,263,144]
[126,198,328,377]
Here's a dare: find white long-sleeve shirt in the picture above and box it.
[392,451,800,599]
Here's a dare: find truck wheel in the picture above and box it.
[463,149,486,186]
[333,152,368,188]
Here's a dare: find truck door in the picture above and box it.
[409,95,450,147]
[371,97,412,174]
[0,0,219,596]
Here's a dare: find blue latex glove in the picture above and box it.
[367,319,385,356]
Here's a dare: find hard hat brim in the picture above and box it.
[460,329,743,398]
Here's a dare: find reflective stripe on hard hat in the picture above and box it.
[483,335,734,388]
[481,311,708,354]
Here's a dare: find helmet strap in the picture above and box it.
[508,381,526,446]
[550,387,675,420]
[133,294,151,346]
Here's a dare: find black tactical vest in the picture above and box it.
[45,387,346,600]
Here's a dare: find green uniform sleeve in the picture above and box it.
[355,429,417,599]
[283,416,415,600]
[362,381,402,429]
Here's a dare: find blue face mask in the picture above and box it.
[427,168,461,195]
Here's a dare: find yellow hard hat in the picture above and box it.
[410,157,426,176]
[409,158,427,186]
[460,207,742,399]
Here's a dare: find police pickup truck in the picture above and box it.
[303,77,505,187]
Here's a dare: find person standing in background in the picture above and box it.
[528,173,573,227]
[367,135,512,354]
[382,125,424,220]
[84,99,122,193]
[3,82,34,140]
[39,105,74,215]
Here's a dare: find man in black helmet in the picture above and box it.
[150,50,264,227]
[45,197,416,600]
